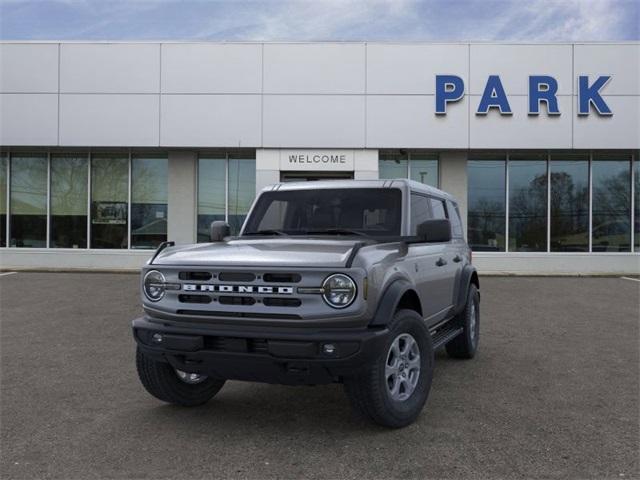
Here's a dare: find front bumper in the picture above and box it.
[132,316,389,385]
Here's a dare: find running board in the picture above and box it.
[431,324,464,350]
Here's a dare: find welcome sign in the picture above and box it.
[279,150,355,171]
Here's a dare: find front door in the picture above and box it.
[280,171,354,182]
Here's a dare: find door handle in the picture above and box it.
[453,255,462,263]
[436,257,447,267]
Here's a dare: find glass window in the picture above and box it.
[197,156,226,243]
[50,154,88,248]
[467,158,506,251]
[635,156,639,251]
[379,151,408,179]
[447,200,464,238]
[430,198,447,219]
[410,194,431,234]
[0,154,6,247]
[91,154,128,249]
[228,154,256,235]
[410,154,438,187]
[549,154,589,252]
[508,154,548,252]
[592,154,631,252]
[10,154,47,247]
[131,155,168,249]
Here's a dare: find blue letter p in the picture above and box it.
[435,75,464,115]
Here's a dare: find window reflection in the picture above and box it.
[409,155,438,187]
[10,154,47,247]
[91,155,128,249]
[0,155,6,247]
[508,155,547,252]
[467,159,506,251]
[50,155,88,248]
[197,157,226,242]
[635,158,639,251]
[228,155,256,235]
[131,155,167,249]
[379,151,408,179]
[550,155,589,252]
[592,155,631,252]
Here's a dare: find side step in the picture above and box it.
[430,324,464,350]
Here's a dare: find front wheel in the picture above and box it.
[136,348,225,406]
[344,309,434,428]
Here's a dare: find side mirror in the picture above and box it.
[210,221,231,242]
[416,219,451,243]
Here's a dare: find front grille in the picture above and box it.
[219,296,256,306]
[263,273,301,283]
[219,272,256,282]
[179,271,212,281]
[176,309,302,320]
[179,294,212,304]
[263,297,302,307]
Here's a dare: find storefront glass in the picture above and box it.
[91,154,128,249]
[50,154,88,248]
[10,154,47,247]
[634,156,639,251]
[197,156,226,242]
[0,155,6,247]
[467,157,506,251]
[131,155,168,248]
[228,154,256,234]
[380,151,439,187]
[409,153,438,187]
[549,154,589,252]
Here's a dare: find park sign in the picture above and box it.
[435,75,613,116]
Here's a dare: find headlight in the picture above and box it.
[322,274,357,309]
[143,270,166,302]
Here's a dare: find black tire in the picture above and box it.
[344,309,434,428]
[136,348,225,406]
[446,284,480,359]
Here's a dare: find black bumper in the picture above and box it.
[132,316,389,385]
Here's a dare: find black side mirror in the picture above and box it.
[416,219,451,243]
[210,221,231,242]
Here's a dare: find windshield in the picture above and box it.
[242,188,402,237]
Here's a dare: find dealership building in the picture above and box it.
[0,41,638,274]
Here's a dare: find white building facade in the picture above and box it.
[0,41,638,274]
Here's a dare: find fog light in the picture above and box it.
[323,343,336,355]
[152,333,163,344]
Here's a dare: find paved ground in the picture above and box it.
[1,273,638,480]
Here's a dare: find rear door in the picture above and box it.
[427,197,458,315]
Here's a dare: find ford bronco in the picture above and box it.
[133,179,480,428]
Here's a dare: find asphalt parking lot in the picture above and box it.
[1,273,638,480]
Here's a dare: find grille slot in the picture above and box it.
[179,271,212,281]
[176,310,301,320]
[179,294,212,304]
[219,296,256,306]
[263,273,301,283]
[263,297,302,307]
[219,272,256,282]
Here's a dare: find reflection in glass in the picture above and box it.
[228,156,256,235]
[550,156,589,252]
[592,155,631,252]
[635,158,639,251]
[0,155,6,247]
[379,151,408,179]
[10,154,47,247]
[409,154,438,187]
[131,156,168,249]
[197,157,226,242]
[467,159,506,251]
[508,155,547,252]
[50,155,88,248]
[91,155,128,249]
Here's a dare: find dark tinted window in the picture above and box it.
[447,200,464,238]
[467,159,506,251]
[509,155,547,252]
[244,188,402,236]
[410,194,431,235]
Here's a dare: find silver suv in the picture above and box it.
[133,179,480,428]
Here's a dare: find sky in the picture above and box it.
[0,0,638,42]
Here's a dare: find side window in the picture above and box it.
[447,200,464,238]
[410,193,431,234]
[429,198,447,220]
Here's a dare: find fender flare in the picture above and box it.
[369,278,417,327]
[453,265,480,315]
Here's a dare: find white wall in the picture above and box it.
[1,41,638,149]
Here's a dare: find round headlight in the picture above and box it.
[143,270,166,302]
[322,274,357,309]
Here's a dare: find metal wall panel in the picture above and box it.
[0,44,59,93]
[573,96,640,149]
[0,93,58,145]
[574,44,640,95]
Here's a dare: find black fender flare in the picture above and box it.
[453,265,480,315]
[369,278,417,327]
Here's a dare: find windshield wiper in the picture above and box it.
[243,229,288,236]
[306,228,369,237]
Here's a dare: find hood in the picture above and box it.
[152,238,361,268]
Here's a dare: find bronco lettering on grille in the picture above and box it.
[182,284,293,294]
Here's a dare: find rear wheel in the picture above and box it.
[344,309,434,428]
[446,284,480,359]
[136,348,225,406]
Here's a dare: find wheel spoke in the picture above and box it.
[384,332,421,402]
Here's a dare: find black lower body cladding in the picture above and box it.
[132,316,390,386]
